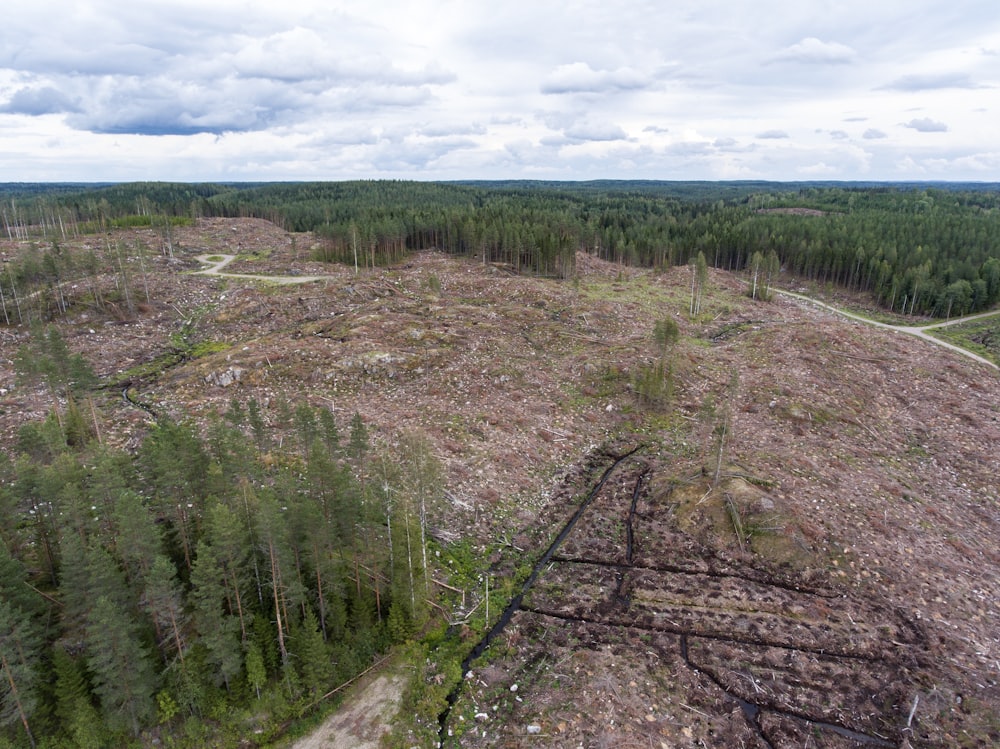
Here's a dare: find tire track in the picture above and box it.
[437,445,642,743]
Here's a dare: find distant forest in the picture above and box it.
[2,179,1000,317]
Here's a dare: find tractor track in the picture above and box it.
[440,447,928,747]
[437,445,643,744]
[519,605,900,663]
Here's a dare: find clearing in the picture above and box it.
[1,217,997,748]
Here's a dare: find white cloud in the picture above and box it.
[564,122,628,142]
[880,72,979,90]
[540,63,650,94]
[0,86,79,115]
[799,161,839,175]
[0,0,996,180]
[770,37,857,65]
[904,118,949,132]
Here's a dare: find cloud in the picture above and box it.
[226,27,455,87]
[667,141,713,157]
[370,136,478,171]
[0,7,455,138]
[0,0,994,180]
[799,161,839,175]
[904,118,948,133]
[563,122,628,141]
[0,86,78,115]
[304,127,380,147]
[541,63,649,94]
[420,122,487,138]
[770,37,856,64]
[60,76,300,135]
[880,73,978,91]
[0,41,169,77]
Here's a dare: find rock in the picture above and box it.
[206,367,244,387]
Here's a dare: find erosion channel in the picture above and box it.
[439,447,932,748]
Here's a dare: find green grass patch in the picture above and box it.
[927,317,1000,366]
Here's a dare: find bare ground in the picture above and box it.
[1,218,998,748]
[290,673,405,749]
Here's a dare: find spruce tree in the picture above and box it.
[85,594,157,738]
[0,592,40,747]
[244,643,266,701]
[294,608,331,698]
[51,647,104,749]
[189,540,243,691]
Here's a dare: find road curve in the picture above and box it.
[191,254,329,285]
[776,289,1000,371]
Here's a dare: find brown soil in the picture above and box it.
[291,673,405,749]
[1,218,998,748]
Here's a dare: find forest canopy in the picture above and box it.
[3,179,1000,318]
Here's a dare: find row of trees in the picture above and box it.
[0,229,177,326]
[2,339,449,746]
[3,181,1000,318]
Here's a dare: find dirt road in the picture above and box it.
[290,673,406,749]
[776,289,1000,370]
[192,254,329,284]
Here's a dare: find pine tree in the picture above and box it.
[143,555,188,665]
[203,501,254,641]
[255,492,295,672]
[293,402,318,458]
[689,250,708,316]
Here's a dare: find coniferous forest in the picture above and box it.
[3,180,1000,318]
[1,180,999,746]
[2,378,454,746]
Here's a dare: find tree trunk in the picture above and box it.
[0,650,36,749]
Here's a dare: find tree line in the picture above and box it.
[1,334,449,746]
[2,181,1000,317]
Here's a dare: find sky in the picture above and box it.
[0,0,998,183]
